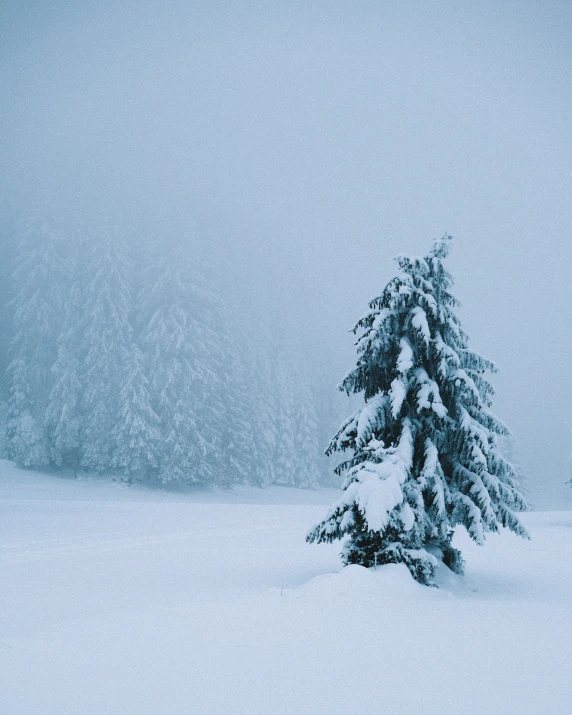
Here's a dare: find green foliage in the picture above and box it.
[308,236,528,585]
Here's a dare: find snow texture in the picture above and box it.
[1,463,570,715]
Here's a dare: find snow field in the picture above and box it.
[1,462,571,714]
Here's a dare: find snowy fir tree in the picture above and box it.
[45,275,83,470]
[273,347,324,489]
[109,236,162,480]
[257,340,323,489]
[139,247,216,485]
[0,401,9,458]
[274,358,300,487]
[8,217,64,467]
[180,280,235,487]
[216,328,255,486]
[314,380,349,487]
[80,227,133,472]
[111,344,161,480]
[307,235,529,585]
[293,380,321,489]
[247,336,278,487]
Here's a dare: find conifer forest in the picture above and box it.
[1,217,333,489]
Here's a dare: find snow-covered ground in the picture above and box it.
[1,460,571,715]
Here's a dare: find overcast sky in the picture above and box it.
[1,0,571,506]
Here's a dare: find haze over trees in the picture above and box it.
[2,5,572,714]
[308,236,529,584]
[2,215,334,489]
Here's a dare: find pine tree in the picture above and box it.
[46,334,82,470]
[111,344,161,480]
[186,289,249,489]
[293,380,321,489]
[8,218,63,467]
[0,401,9,458]
[314,382,348,487]
[307,235,528,585]
[80,226,132,473]
[274,358,299,487]
[218,331,255,486]
[248,336,278,487]
[45,243,83,471]
[140,247,216,485]
[273,351,322,489]
[184,241,256,489]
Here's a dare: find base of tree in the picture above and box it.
[341,532,465,586]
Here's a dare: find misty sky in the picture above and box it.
[1,0,571,506]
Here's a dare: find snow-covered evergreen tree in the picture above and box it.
[139,246,216,485]
[253,337,323,489]
[45,276,83,470]
[248,337,278,487]
[293,381,321,489]
[0,401,9,458]
[80,227,132,473]
[314,379,348,487]
[8,218,64,467]
[184,240,257,488]
[272,347,323,489]
[307,235,528,585]
[111,344,161,480]
[217,331,255,486]
[44,232,86,470]
[274,358,299,487]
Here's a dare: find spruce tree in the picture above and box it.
[273,352,322,489]
[45,243,83,471]
[217,331,255,486]
[0,401,9,459]
[8,218,63,467]
[307,235,528,585]
[274,358,299,487]
[139,247,216,485]
[188,289,245,488]
[111,344,161,480]
[80,226,132,473]
[293,380,321,489]
[248,336,278,487]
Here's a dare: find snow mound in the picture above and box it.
[290,562,435,603]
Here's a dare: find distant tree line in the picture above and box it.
[2,215,335,488]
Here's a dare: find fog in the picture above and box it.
[1,1,571,506]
